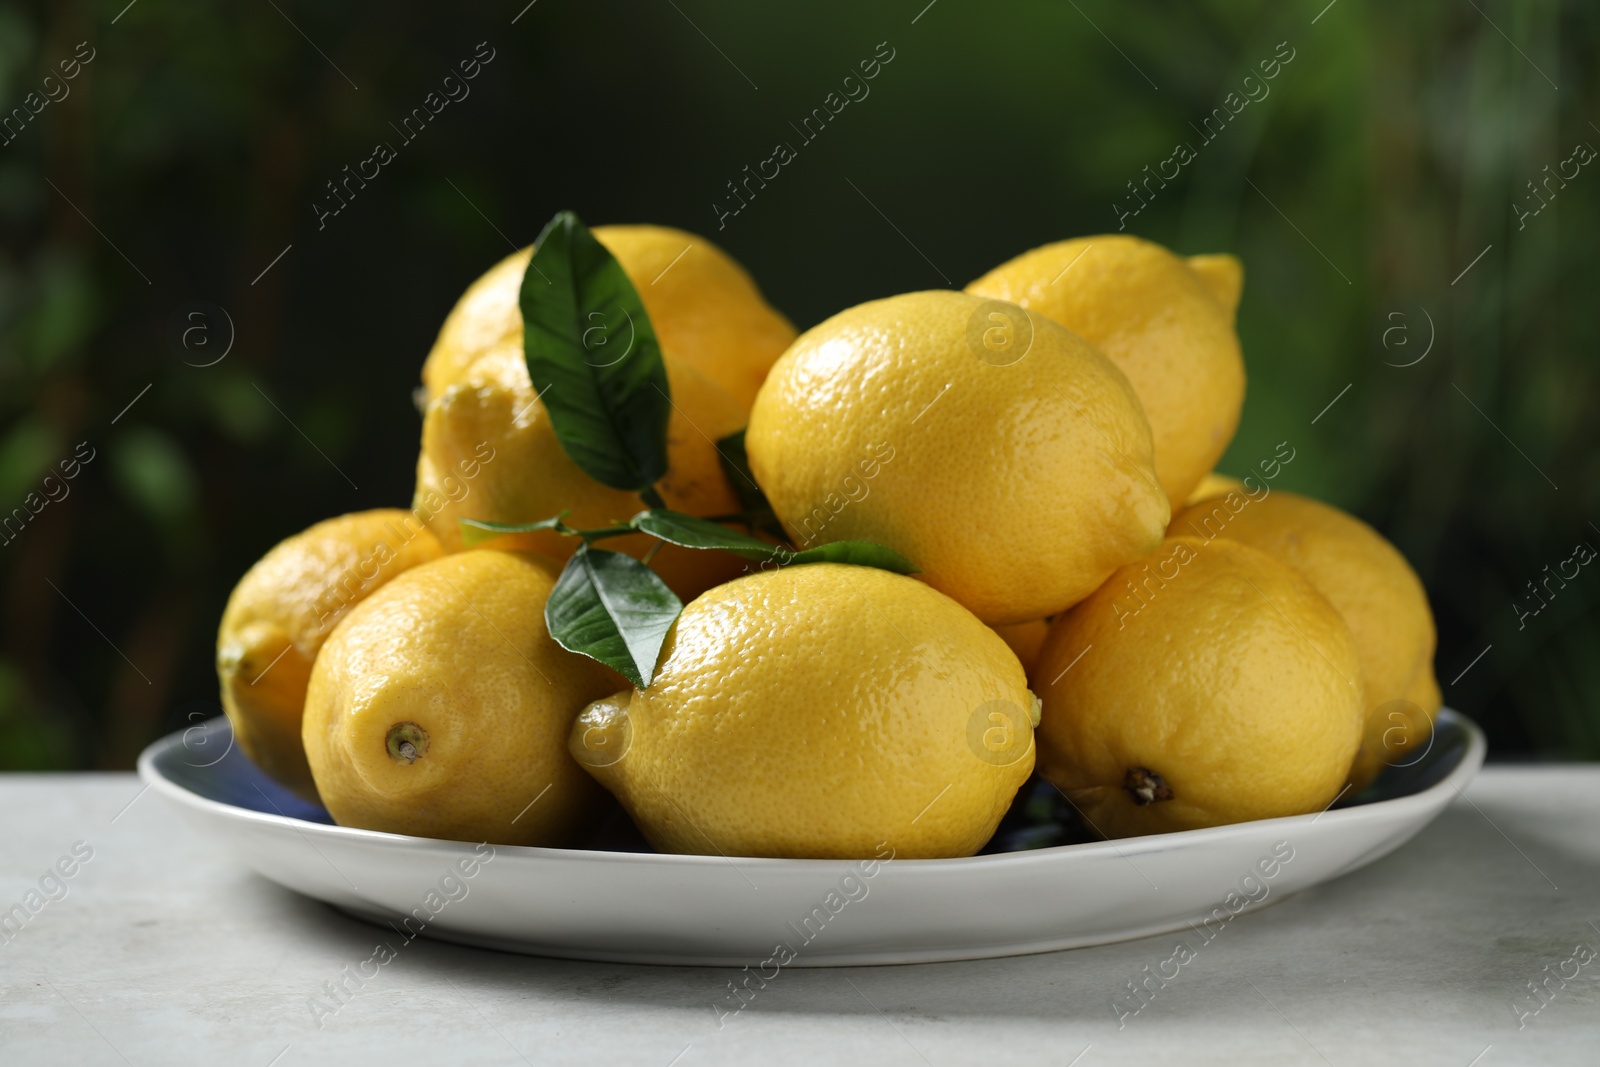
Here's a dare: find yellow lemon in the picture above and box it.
[967,235,1246,505]
[571,564,1037,859]
[1033,537,1363,838]
[746,290,1169,624]
[414,336,747,603]
[422,225,795,411]
[302,550,621,846]
[1169,491,1441,789]
[216,510,443,798]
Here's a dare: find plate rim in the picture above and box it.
[137,708,1485,872]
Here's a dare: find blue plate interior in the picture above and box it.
[150,713,1474,854]
[156,719,334,825]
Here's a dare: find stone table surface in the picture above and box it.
[1,768,1597,1066]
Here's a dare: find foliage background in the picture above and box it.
[0,0,1595,769]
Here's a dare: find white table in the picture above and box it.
[2,768,1596,1065]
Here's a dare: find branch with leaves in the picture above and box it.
[459,210,913,688]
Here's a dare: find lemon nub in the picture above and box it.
[1124,767,1173,806]
[386,722,429,764]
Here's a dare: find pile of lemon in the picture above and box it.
[216,223,1439,859]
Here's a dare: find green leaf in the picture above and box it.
[789,541,919,574]
[545,546,682,688]
[457,514,568,548]
[521,211,670,491]
[630,509,778,561]
[630,507,919,575]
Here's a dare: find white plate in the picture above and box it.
[139,710,1483,967]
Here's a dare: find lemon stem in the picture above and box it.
[1124,767,1173,805]
[386,722,429,764]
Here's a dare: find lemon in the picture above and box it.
[967,235,1246,505]
[571,564,1037,859]
[1033,537,1363,838]
[745,290,1169,625]
[302,550,621,846]
[422,225,795,411]
[1169,491,1440,789]
[216,510,443,798]
[414,336,747,603]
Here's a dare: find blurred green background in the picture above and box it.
[1,0,1595,769]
